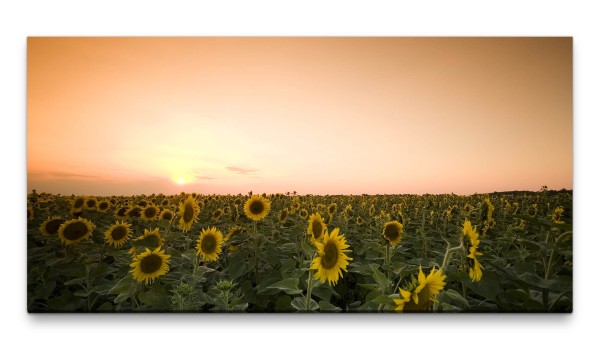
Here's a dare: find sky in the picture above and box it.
[27,37,572,196]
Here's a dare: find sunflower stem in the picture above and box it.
[253,221,259,285]
[305,269,314,312]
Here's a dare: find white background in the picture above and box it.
[2,1,597,346]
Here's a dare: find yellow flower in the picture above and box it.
[39,216,65,237]
[159,209,174,222]
[243,195,271,221]
[307,212,327,244]
[84,197,98,211]
[467,246,484,281]
[130,248,171,284]
[141,205,160,221]
[382,221,403,246]
[400,266,446,311]
[178,195,200,232]
[551,206,565,224]
[196,227,224,262]
[463,220,480,248]
[71,196,86,213]
[97,200,111,212]
[57,217,95,245]
[393,289,412,311]
[104,221,133,248]
[310,228,352,286]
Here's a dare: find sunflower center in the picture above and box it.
[117,207,128,217]
[46,219,64,235]
[162,212,173,220]
[321,240,339,270]
[311,220,323,238]
[99,202,109,210]
[74,198,84,208]
[140,254,163,274]
[201,235,217,254]
[144,208,157,218]
[249,200,264,215]
[111,226,127,241]
[183,203,194,222]
[86,200,96,207]
[383,224,401,241]
[62,221,89,241]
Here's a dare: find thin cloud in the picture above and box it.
[226,166,256,175]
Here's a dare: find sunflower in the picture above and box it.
[130,247,171,284]
[310,228,352,286]
[279,208,288,223]
[462,220,479,247]
[393,289,412,312]
[399,266,447,312]
[40,216,65,237]
[57,217,95,245]
[196,227,224,262]
[551,206,565,224]
[243,195,271,221]
[178,195,200,232]
[27,204,34,221]
[97,200,110,212]
[300,209,308,219]
[104,221,133,248]
[125,206,142,219]
[327,203,337,216]
[224,226,246,242]
[159,209,174,222]
[356,216,363,225]
[115,206,129,219]
[130,228,164,255]
[212,208,223,221]
[71,196,86,213]
[307,212,326,243]
[467,246,484,281]
[85,197,98,211]
[382,221,403,246]
[141,205,160,221]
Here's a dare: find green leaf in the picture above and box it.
[439,289,469,309]
[266,278,303,295]
[319,300,342,312]
[370,264,392,289]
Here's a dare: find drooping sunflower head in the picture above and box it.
[141,205,160,221]
[307,212,326,243]
[40,216,65,237]
[467,246,484,282]
[104,221,133,248]
[243,195,271,221]
[462,219,480,248]
[196,227,224,262]
[57,217,95,245]
[310,228,353,286]
[130,247,171,284]
[178,195,200,232]
[130,228,164,255]
[382,221,403,246]
[551,206,565,224]
[125,206,142,219]
[159,209,174,222]
[224,226,246,242]
[279,208,289,223]
[403,266,447,311]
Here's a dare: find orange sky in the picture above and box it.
[27,37,572,196]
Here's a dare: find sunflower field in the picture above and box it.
[27,190,572,312]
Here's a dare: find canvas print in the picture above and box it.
[27,37,572,312]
